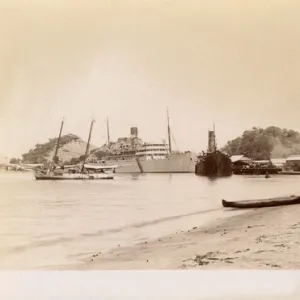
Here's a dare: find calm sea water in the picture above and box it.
[1,171,300,269]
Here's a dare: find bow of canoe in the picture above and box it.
[222,195,300,209]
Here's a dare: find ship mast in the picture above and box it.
[106,117,110,145]
[167,108,172,154]
[50,118,64,174]
[81,119,95,172]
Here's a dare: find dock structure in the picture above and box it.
[231,155,280,175]
[233,167,279,175]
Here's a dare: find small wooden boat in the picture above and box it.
[222,195,300,209]
[34,119,117,181]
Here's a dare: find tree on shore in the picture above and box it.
[222,126,300,160]
[68,155,86,165]
[9,158,21,164]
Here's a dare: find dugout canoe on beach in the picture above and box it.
[222,195,300,209]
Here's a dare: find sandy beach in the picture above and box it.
[69,204,300,270]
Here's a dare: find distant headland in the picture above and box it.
[6,125,300,165]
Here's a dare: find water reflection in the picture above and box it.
[129,174,140,180]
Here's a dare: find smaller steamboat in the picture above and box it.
[195,128,232,177]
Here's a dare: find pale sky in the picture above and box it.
[1,0,300,157]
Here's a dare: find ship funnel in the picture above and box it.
[130,127,138,149]
[208,130,216,153]
[130,127,138,138]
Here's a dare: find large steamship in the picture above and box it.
[93,111,197,173]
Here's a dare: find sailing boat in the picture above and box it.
[135,109,197,173]
[34,119,117,180]
[195,125,232,177]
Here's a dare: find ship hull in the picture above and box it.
[91,159,141,173]
[35,176,114,180]
[138,152,196,173]
[195,151,232,177]
[34,172,114,180]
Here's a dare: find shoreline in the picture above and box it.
[62,204,300,270]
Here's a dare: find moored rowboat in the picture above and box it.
[222,195,300,209]
[34,164,117,180]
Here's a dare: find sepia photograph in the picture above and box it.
[1,0,300,299]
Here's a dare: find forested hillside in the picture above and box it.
[21,134,97,164]
[222,126,300,160]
